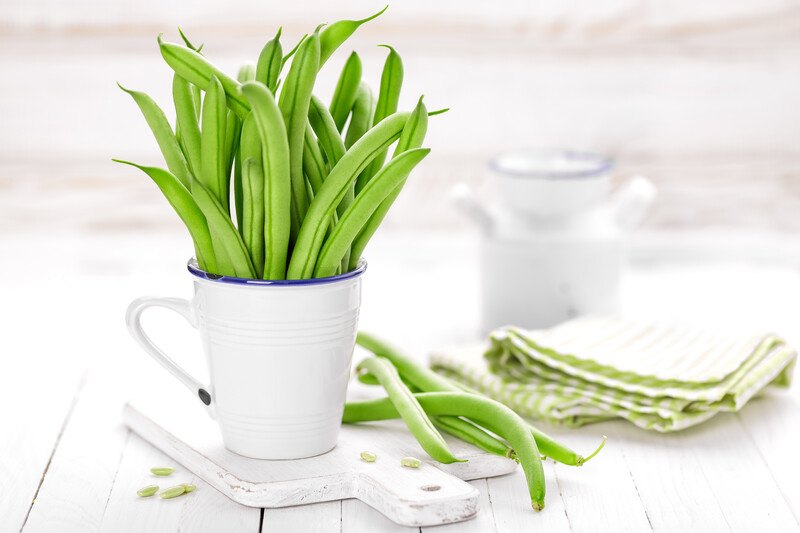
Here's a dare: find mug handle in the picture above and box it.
[125,296,215,418]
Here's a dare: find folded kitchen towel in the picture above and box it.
[430,317,797,432]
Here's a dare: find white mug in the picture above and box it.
[126,258,366,460]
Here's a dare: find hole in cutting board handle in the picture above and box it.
[420,484,441,492]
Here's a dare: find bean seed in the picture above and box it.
[159,485,187,499]
[360,451,377,462]
[150,467,175,476]
[137,485,159,497]
[400,457,421,468]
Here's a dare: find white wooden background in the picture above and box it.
[1,1,800,531]
[1,0,800,244]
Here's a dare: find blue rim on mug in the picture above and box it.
[187,258,367,286]
[490,148,614,180]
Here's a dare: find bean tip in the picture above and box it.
[532,501,545,512]
[275,26,282,40]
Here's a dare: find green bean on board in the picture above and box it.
[118,84,193,188]
[329,52,363,132]
[256,27,283,94]
[277,29,320,244]
[112,161,216,273]
[319,6,388,67]
[355,357,462,464]
[344,391,545,511]
[172,74,202,176]
[357,44,403,193]
[355,332,604,466]
[348,96,428,270]
[240,81,292,280]
[314,148,430,278]
[432,415,516,460]
[158,35,250,118]
[286,111,409,279]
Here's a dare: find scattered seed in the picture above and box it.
[400,456,421,468]
[136,485,159,498]
[182,483,197,493]
[359,451,377,463]
[159,485,187,499]
[150,467,175,476]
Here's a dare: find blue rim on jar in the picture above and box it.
[187,258,368,286]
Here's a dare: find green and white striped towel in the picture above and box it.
[430,317,797,432]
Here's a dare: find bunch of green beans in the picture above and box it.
[115,6,437,280]
[346,333,609,512]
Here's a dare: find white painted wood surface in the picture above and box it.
[1,233,799,532]
[122,388,517,526]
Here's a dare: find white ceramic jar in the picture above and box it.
[126,259,366,460]
[454,149,656,333]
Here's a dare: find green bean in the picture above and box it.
[177,27,202,52]
[256,28,283,94]
[282,34,307,68]
[199,76,228,210]
[231,64,256,230]
[277,30,319,245]
[348,96,427,269]
[239,114,265,278]
[314,148,429,277]
[112,160,217,273]
[158,35,250,118]
[319,6,388,67]
[178,34,204,119]
[329,52,362,132]
[356,45,403,193]
[286,111,409,279]
[344,391,545,511]
[308,95,345,167]
[172,74,202,176]
[344,82,374,149]
[191,180,255,278]
[356,357,462,464]
[237,62,256,83]
[355,332,599,467]
[240,81,291,280]
[433,416,516,460]
[118,83,192,188]
[303,124,327,195]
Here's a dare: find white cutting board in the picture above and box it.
[123,387,517,527]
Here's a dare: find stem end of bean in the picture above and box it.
[577,435,607,466]
[532,501,545,512]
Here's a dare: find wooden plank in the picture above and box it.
[736,392,800,525]
[617,413,798,531]
[549,425,653,531]
[422,479,496,533]
[342,499,420,533]
[486,464,571,532]
[98,432,259,532]
[22,369,129,533]
[261,501,341,532]
[0,368,84,532]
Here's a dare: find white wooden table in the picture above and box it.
[1,233,799,532]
